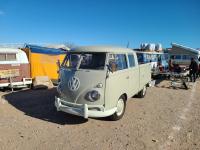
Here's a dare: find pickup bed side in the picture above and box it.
[138,63,151,91]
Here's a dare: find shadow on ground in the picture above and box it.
[153,75,168,85]
[3,88,87,125]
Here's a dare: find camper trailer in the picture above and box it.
[22,45,66,83]
[169,43,200,66]
[0,48,32,89]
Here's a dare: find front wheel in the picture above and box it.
[138,85,147,98]
[110,96,126,121]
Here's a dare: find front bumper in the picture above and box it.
[55,96,117,119]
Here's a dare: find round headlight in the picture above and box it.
[91,90,100,101]
[85,90,100,102]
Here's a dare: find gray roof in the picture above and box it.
[171,43,200,55]
[71,46,134,53]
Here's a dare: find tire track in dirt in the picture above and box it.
[159,82,197,150]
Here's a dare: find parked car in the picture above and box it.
[55,46,151,120]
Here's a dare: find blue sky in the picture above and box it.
[0,0,199,48]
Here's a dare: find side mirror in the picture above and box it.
[107,63,116,73]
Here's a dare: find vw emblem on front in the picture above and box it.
[68,76,80,91]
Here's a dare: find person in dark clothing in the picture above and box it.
[198,57,200,78]
[189,58,198,82]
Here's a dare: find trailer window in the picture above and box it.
[173,55,181,60]
[7,53,17,61]
[0,53,17,61]
[164,53,169,60]
[182,55,191,60]
[0,54,6,61]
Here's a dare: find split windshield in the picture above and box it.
[62,52,106,70]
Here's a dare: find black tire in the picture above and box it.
[110,95,126,121]
[138,85,147,98]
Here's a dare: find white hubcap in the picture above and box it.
[116,98,124,116]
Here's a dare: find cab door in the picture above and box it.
[105,53,129,110]
[127,53,140,97]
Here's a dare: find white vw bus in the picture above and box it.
[55,46,151,120]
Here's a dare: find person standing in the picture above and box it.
[198,57,200,78]
[189,58,198,82]
[168,56,174,72]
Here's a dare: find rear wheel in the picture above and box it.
[110,96,126,121]
[138,85,147,98]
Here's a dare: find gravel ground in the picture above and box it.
[0,79,200,150]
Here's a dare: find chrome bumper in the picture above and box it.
[55,96,117,119]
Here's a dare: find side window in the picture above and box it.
[182,55,191,60]
[157,55,161,62]
[174,55,181,59]
[0,53,6,61]
[116,54,128,70]
[0,53,16,61]
[128,54,135,67]
[7,53,17,61]
[152,54,157,62]
[164,54,169,60]
[108,54,128,72]
[146,54,151,62]
[136,53,143,64]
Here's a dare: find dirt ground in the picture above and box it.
[0,79,200,150]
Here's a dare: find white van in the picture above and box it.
[55,46,151,120]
